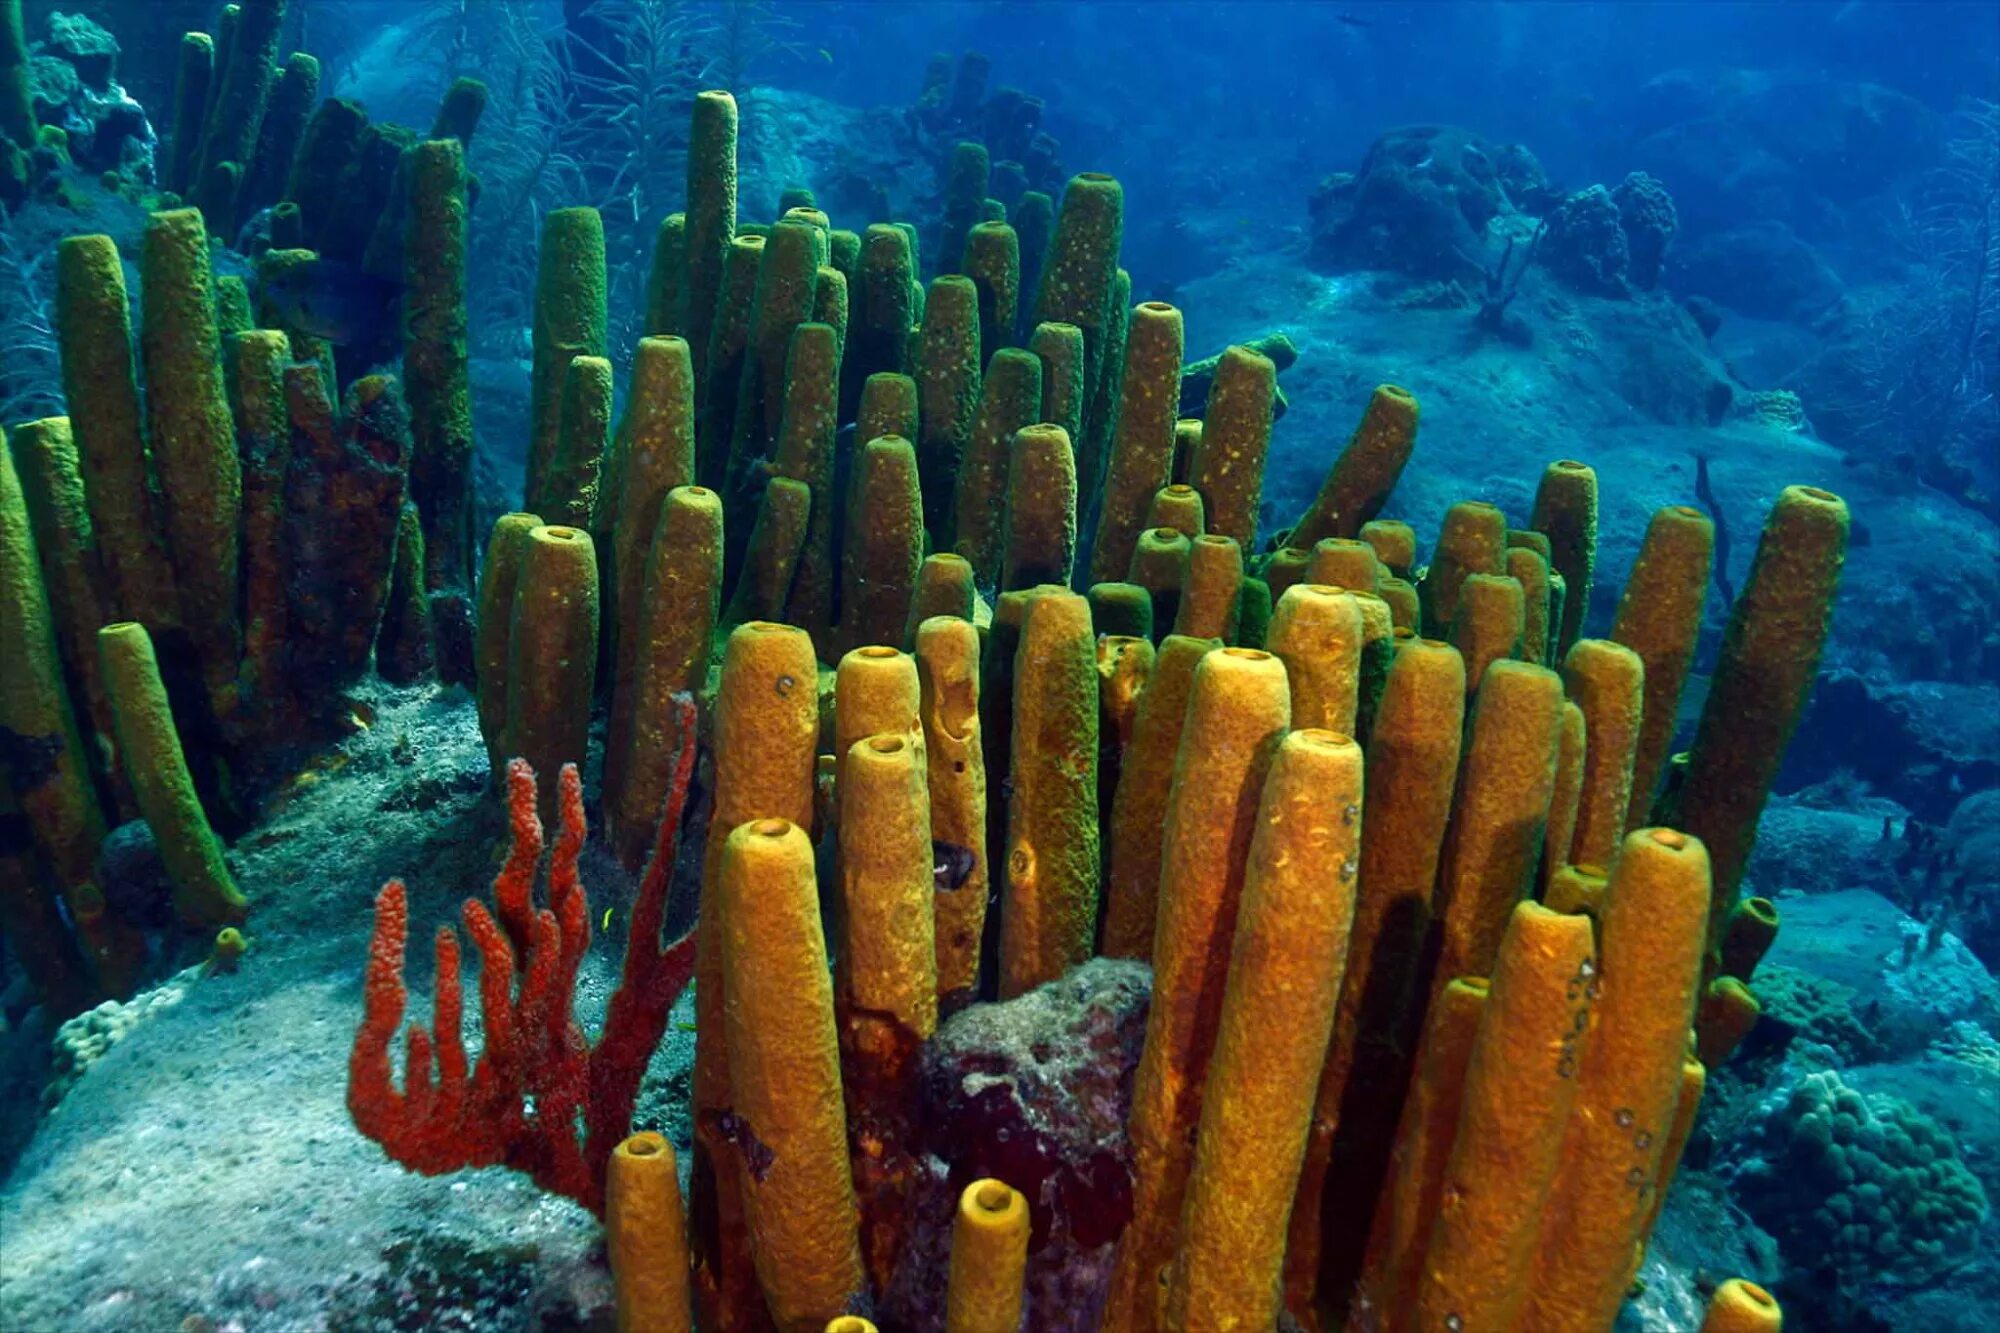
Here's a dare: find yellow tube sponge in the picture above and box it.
[1702,1279,1784,1332]
[1560,637,1646,871]
[1446,571,1525,696]
[838,730,937,1041]
[1166,728,1362,1332]
[1530,459,1599,657]
[505,525,599,815]
[1420,499,1506,639]
[1612,504,1714,829]
[606,1132,693,1333]
[1001,421,1078,592]
[1171,534,1242,641]
[1091,301,1186,585]
[916,616,989,1009]
[946,1179,1030,1333]
[842,434,924,654]
[1541,699,1588,897]
[1267,583,1363,736]
[1289,385,1418,547]
[1187,345,1277,550]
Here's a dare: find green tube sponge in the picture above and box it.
[98,621,247,927]
[506,524,600,817]
[402,137,474,576]
[696,232,765,490]
[607,335,697,694]
[193,0,283,193]
[56,235,178,632]
[735,218,822,466]
[205,6,240,127]
[951,347,1043,587]
[474,512,541,777]
[140,208,242,716]
[726,475,810,627]
[842,435,924,654]
[1188,344,1277,551]
[2,437,134,1004]
[905,553,977,645]
[323,122,413,265]
[964,220,1020,357]
[282,368,409,702]
[1088,581,1153,641]
[857,372,920,446]
[281,96,368,252]
[685,90,739,408]
[526,207,608,510]
[237,51,319,221]
[542,354,613,530]
[1029,320,1086,455]
[849,223,917,414]
[1090,301,1185,585]
[1128,525,1191,639]
[213,275,253,342]
[1001,422,1078,592]
[163,32,213,196]
[812,264,848,362]
[769,322,842,644]
[1012,190,1054,341]
[915,274,983,541]
[1289,385,1420,548]
[227,329,292,717]
[429,76,488,145]
[1032,174,1124,444]
[377,502,434,685]
[608,485,721,868]
[1077,269,1131,506]
[1530,459,1599,657]
[1173,534,1243,642]
[939,140,990,279]
[1678,485,1849,944]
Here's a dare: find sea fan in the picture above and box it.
[0,225,65,430]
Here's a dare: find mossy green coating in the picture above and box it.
[269,199,302,248]
[1032,174,1124,444]
[964,220,1020,357]
[164,33,214,195]
[1233,576,1273,649]
[191,160,243,236]
[213,274,253,341]
[696,233,765,490]
[1421,499,1508,638]
[1088,581,1153,641]
[377,502,434,685]
[770,322,842,644]
[526,207,607,510]
[140,208,242,715]
[1530,459,1599,657]
[281,96,367,248]
[475,512,541,777]
[403,138,475,618]
[282,369,408,700]
[1128,524,1191,640]
[194,0,283,190]
[1029,320,1086,464]
[906,553,978,645]
[1001,422,1077,593]
[915,274,983,541]
[429,76,488,145]
[842,434,924,654]
[812,264,848,359]
[998,588,1100,997]
[9,418,118,770]
[735,218,822,465]
[829,228,862,283]
[1078,268,1132,508]
[850,223,917,413]
[777,185,817,213]
[951,347,1043,587]
[331,123,415,264]
[726,475,810,627]
[608,485,721,868]
[1,437,128,1002]
[608,335,697,696]
[1678,485,1849,946]
[237,51,319,220]
[1188,344,1277,551]
[98,621,246,927]
[1173,534,1244,642]
[1290,385,1420,548]
[56,235,178,631]
[685,90,739,412]
[206,6,240,126]
[227,329,292,716]
[542,354,613,531]
[939,140,990,279]
[1011,190,1054,342]
[1090,301,1185,586]
[857,372,919,446]
[506,525,600,816]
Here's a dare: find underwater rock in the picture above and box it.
[1542,184,1631,296]
[25,12,150,178]
[1308,125,1529,284]
[1669,220,1844,322]
[878,957,1150,1330]
[1784,670,2000,822]
[1611,171,1677,291]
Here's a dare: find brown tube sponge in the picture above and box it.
[916,616,989,1009]
[1506,543,1554,667]
[1530,459,1599,656]
[1091,301,1186,585]
[1187,345,1277,551]
[1446,570,1525,697]
[1420,499,1506,639]
[906,553,977,645]
[1171,533,1242,641]
[1612,504,1714,830]
[473,512,541,777]
[1358,518,1417,578]
[857,372,919,446]
[1541,699,1588,897]
[1144,483,1204,538]
[1289,385,1418,547]
[1560,637,1646,871]
[915,274,984,540]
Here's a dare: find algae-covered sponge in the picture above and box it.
[1092,301,1187,585]
[238,52,320,219]
[544,353,613,532]
[1612,504,1714,830]
[606,336,697,685]
[1676,485,1848,934]
[916,616,989,1008]
[404,138,476,610]
[1702,1278,1784,1332]
[1447,571,1525,696]
[1146,482,1204,538]
[1034,174,1125,438]
[771,321,842,642]
[963,220,1020,358]
[1030,319,1086,452]
[951,347,1043,583]
[1421,499,1506,638]
[717,819,866,1326]
[141,208,242,715]
[1290,385,1419,547]
[1560,637,1646,871]
[1088,580,1154,642]
[1531,458,1599,656]
[1167,729,1362,1331]
[606,1132,693,1333]
[98,621,247,927]
[1412,901,1594,1331]
[163,32,213,196]
[376,503,434,685]
[505,525,599,814]
[1001,421,1078,592]
[644,212,687,337]
[526,208,607,510]
[842,435,923,653]
[998,589,1099,998]
[1268,583,1364,736]
[915,274,982,539]
[857,372,919,447]
[946,1179,1029,1333]
[684,90,738,406]
[1172,533,1243,642]
[1109,647,1290,1329]
[474,512,541,776]
[193,0,284,198]
[907,552,977,644]
[1521,827,1711,1330]
[1188,344,1278,551]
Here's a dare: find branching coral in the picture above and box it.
[348,696,698,1215]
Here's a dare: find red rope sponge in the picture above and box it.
[347,694,699,1214]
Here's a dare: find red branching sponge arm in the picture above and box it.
[348,879,412,1148]
[492,758,545,958]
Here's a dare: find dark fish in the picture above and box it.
[258,258,402,346]
[1336,12,1371,28]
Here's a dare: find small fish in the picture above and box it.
[1336,12,1371,28]
[818,47,834,63]
[258,257,402,346]
[602,906,615,931]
